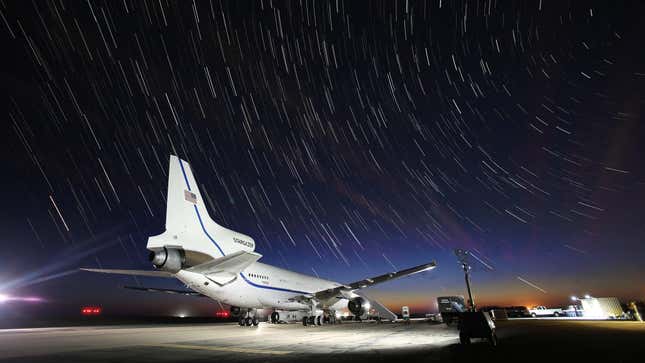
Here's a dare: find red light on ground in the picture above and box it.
[81,306,102,315]
[215,311,229,318]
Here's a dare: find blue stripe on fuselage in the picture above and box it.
[239,272,309,295]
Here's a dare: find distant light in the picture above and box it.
[571,296,578,301]
[584,294,591,299]
[0,294,8,303]
[178,314,186,318]
[81,306,102,315]
[215,311,229,318]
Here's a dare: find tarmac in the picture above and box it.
[1,319,644,362]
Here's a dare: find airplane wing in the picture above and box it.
[344,261,437,290]
[81,268,173,277]
[123,285,206,297]
[292,260,437,303]
[186,250,262,285]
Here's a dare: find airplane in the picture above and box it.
[83,155,436,326]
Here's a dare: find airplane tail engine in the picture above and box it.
[348,297,371,317]
[148,247,185,273]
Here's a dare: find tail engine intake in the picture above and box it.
[149,247,185,273]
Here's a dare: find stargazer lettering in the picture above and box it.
[233,237,254,248]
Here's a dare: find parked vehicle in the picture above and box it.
[437,296,466,326]
[505,306,531,318]
[529,306,564,317]
[480,305,530,318]
[478,306,508,321]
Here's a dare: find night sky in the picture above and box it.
[1,0,644,318]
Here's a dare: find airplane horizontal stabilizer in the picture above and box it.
[80,268,173,278]
[123,285,205,297]
[186,250,262,285]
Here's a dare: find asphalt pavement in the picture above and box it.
[0,319,643,362]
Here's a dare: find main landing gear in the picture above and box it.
[302,313,339,326]
[302,315,321,326]
[238,316,259,326]
[238,310,259,327]
[270,311,281,324]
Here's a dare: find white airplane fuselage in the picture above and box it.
[175,262,346,311]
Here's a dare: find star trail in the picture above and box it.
[1,0,644,316]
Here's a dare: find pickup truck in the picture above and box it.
[529,306,564,317]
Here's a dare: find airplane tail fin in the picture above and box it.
[147,156,256,261]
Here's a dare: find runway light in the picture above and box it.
[215,311,229,318]
[81,306,102,315]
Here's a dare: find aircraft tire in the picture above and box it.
[459,332,470,345]
[252,317,259,326]
[244,317,252,326]
[302,317,308,326]
[271,312,280,323]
